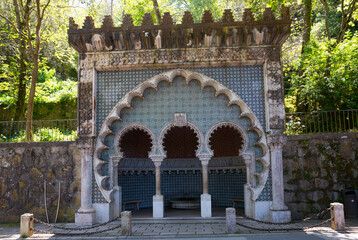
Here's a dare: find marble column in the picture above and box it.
[198,154,212,218]
[110,156,122,218]
[268,134,291,223]
[151,156,164,218]
[242,152,255,218]
[75,137,96,225]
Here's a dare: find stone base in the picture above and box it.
[153,195,164,218]
[201,194,212,218]
[75,211,95,225]
[269,209,291,223]
[93,203,117,223]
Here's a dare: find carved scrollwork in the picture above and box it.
[78,82,93,136]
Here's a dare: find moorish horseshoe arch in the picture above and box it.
[114,123,157,158]
[158,120,204,157]
[205,120,250,156]
[94,69,269,203]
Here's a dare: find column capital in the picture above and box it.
[267,134,287,151]
[197,153,213,163]
[110,156,122,166]
[242,152,255,165]
[150,154,165,166]
[76,136,95,154]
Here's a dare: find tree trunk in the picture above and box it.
[14,35,28,121]
[25,55,39,141]
[336,0,357,43]
[13,0,30,121]
[320,0,330,39]
[301,0,312,53]
[152,0,161,24]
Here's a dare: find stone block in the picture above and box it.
[320,169,328,177]
[75,211,95,225]
[153,195,164,218]
[226,208,236,233]
[331,202,345,231]
[285,183,299,191]
[269,210,291,223]
[328,192,339,201]
[297,202,310,212]
[315,179,329,189]
[121,211,132,235]
[20,213,33,237]
[307,191,324,202]
[284,192,296,203]
[333,183,344,191]
[201,194,212,218]
[299,180,312,191]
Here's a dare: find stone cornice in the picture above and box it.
[78,46,281,71]
[68,8,291,54]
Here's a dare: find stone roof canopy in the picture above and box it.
[68,7,291,53]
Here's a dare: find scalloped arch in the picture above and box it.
[158,120,204,157]
[205,121,249,156]
[94,69,269,202]
[114,123,156,157]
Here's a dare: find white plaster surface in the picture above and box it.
[269,209,291,223]
[93,203,115,223]
[153,195,164,218]
[201,194,212,218]
[244,185,254,218]
[75,212,96,225]
[254,201,272,222]
[113,186,122,218]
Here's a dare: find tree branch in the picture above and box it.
[40,0,51,21]
[0,13,27,39]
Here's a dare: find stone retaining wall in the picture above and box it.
[0,132,356,222]
[0,141,80,223]
[283,132,358,220]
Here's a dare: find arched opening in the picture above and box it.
[208,125,246,215]
[118,128,155,212]
[161,126,202,217]
[163,126,198,158]
[119,128,152,158]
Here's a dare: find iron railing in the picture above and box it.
[0,110,356,142]
[285,109,358,135]
[0,119,77,142]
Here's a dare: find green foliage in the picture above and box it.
[0,128,77,142]
[0,66,77,106]
[34,67,77,104]
[286,33,358,111]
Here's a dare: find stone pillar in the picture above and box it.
[331,202,345,231]
[226,208,237,234]
[199,154,212,218]
[242,152,255,218]
[20,213,33,237]
[268,134,291,223]
[151,156,164,218]
[111,156,122,218]
[75,137,96,225]
[121,211,132,235]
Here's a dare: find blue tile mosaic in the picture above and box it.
[96,66,266,135]
[93,66,272,203]
[118,170,246,209]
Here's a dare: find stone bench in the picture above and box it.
[122,200,142,211]
[230,198,244,208]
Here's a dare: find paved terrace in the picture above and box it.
[1,218,358,240]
